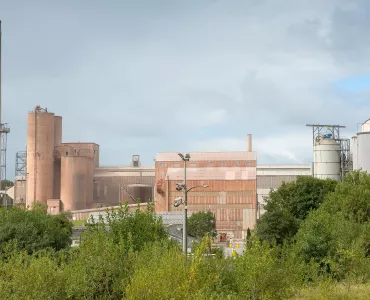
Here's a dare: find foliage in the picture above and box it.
[294,171,370,278]
[31,201,48,214]
[0,174,369,299]
[256,176,337,244]
[188,211,216,238]
[1,179,13,190]
[87,201,168,253]
[0,206,72,255]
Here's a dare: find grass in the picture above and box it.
[293,282,370,300]
[72,220,86,226]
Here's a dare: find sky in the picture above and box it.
[1,0,370,179]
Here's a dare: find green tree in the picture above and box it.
[256,176,337,244]
[87,201,168,253]
[0,207,72,255]
[1,180,13,190]
[188,211,216,239]
[295,171,370,277]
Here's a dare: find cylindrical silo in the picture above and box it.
[362,119,370,133]
[60,155,94,211]
[313,137,341,180]
[351,136,358,170]
[54,116,62,146]
[356,132,370,173]
[122,184,153,204]
[26,110,55,207]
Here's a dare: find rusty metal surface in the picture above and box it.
[155,152,257,239]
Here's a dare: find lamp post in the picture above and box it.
[175,153,209,253]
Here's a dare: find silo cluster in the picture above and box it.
[26,106,99,212]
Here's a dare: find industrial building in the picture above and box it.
[11,106,370,239]
[154,136,257,239]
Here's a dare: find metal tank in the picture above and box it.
[362,119,370,133]
[60,155,94,211]
[356,132,370,173]
[121,184,153,204]
[351,136,358,170]
[313,137,341,180]
[26,108,55,207]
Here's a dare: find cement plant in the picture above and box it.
[2,104,369,240]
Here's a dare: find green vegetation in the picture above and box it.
[188,211,216,238]
[0,173,369,299]
[256,176,337,244]
[72,219,86,226]
[1,179,14,190]
[0,202,72,255]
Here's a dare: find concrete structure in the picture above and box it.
[313,137,341,181]
[13,176,26,205]
[26,106,99,212]
[154,148,257,239]
[257,164,312,217]
[93,166,155,207]
[352,119,370,173]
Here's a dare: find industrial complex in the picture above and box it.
[1,21,369,240]
[2,105,369,240]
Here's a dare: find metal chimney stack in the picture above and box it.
[0,20,10,195]
[247,134,252,152]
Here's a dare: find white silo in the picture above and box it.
[355,119,370,173]
[313,137,341,180]
[351,136,358,170]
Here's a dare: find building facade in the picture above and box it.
[154,152,257,239]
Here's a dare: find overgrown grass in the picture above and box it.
[72,219,86,226]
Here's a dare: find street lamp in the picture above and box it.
[175,153,209,253]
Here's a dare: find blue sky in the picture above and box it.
[1,0,370,179]
[335,75,370,93]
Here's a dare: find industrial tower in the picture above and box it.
[0,21,10,191]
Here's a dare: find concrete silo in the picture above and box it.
[313,137,341,180]
[60,155,94,211]
[26,106,55,207]
[353,119,370,173]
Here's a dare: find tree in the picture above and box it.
[188,211,216,239]
[1,180,13,190]
[295,171,370,270]
[0,207,72,255]
[256,176,337,244]
[87,201,169,253]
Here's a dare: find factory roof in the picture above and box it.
[166,167,256,180]
[156,152,257,162]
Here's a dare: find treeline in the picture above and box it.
[0,172,369,299]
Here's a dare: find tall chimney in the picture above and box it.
[247,134,252,152]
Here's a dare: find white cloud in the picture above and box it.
[3,0,370,177]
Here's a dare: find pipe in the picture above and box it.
[247,134,252,152]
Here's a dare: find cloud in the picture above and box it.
[2,0,370,178]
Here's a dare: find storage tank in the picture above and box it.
[26,109,55,207]
[362,119,370,133]
[60,156,94,211]
[356,132,370,173]
[351,136,358,170]
[313,137,341,180]
[121,184,153,204]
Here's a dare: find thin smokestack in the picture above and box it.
[0,20,2,124]
[247,134,252,152]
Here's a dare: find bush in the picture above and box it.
[0,206,72,255]
[256,176,337,244]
